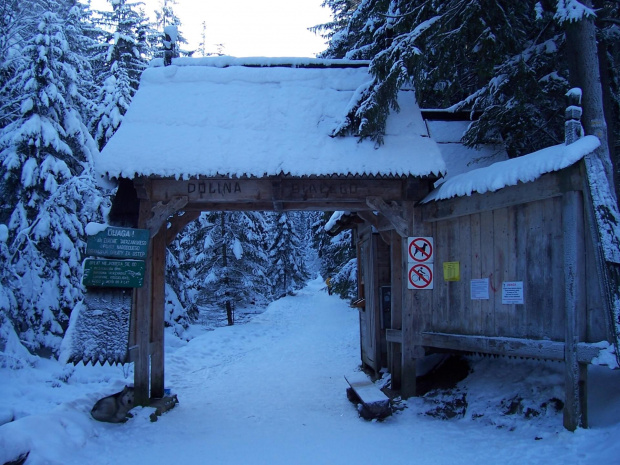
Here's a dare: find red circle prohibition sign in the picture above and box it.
[409,264,433,289]
[409,237,433,262]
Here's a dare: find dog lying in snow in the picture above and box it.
[90,386,134,423]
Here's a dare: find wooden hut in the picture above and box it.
[86,56,619,432]
[329,114,620,431]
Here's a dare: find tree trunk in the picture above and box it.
[226,300,234,326]
[221,213,234,326]
[593,0,619,202]
[564,1,616,199]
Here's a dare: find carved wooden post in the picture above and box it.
[134,198,154,406]
[389,230,403,390]
[565,88,583,145]
[150,226,166,399]
[562,189,587,430]
[401,202,426,398]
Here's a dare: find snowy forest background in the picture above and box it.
[0,0,618,362]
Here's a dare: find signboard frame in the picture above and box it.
[408,263,434,290]
[82,258,146,288]
[408,237,434,263]
[86,226,150,260]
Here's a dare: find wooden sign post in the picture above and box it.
[82,226,150,403]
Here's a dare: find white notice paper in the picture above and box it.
[502,281,524,304]
[470,278,489,300]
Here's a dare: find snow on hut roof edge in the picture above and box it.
[96,57,446,181]
[421,136,601,203]
[150,56,372,69]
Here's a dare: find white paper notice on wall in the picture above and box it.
[502,281,524,304]
[470,278,489,300]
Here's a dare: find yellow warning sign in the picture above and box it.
[443,262,460,281]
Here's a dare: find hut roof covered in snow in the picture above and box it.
[96,57,446,180]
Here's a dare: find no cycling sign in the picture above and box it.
[408,263,434,290]
[407,237,434,289]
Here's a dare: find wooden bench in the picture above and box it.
[345,373,391,420]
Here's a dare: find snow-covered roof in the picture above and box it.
[424,119,508,187]
[422,136,600,203]
[96,57,446,180]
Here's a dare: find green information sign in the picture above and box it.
[86,227,150,259]
[83,259,146,288]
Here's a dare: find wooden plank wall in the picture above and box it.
[420,195,606,343]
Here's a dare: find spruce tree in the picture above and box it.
[198,211,271,325]
[318,0,618,164]
[153,0,189,56]
[90,0,151,150]
[0,1,107,355]
[268,211,310,298]
[311,212,357,300]
[166,212,214,331]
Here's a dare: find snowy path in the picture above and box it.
[3,276,620,464]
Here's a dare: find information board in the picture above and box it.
[83,259,146,288]
[86,227,149,259]
[502,281,524,304]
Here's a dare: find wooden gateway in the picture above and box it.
[90,57,620,432]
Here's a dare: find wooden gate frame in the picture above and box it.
[126,174,433,406]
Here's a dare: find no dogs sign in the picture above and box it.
[408,237,434,263]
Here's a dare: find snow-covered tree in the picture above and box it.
[268,212,311,298]
[90,0,152,150]
[318,0,618,168]
[153,0,189,56]
[0,1,41,131]
[166,212,213,332]
[0,2,107,355]
[310,212,357,300]
[195,211,271,325]
[310,0,361,56]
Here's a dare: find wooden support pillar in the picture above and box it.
[150,226,167,399]
[562,190,588,430]
[369,233,382,375]
[389,230,403,390]
[401,202,426,398]
[134,198,154,406]
[131,190,188,405]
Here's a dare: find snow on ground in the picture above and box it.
[2,276,620,464]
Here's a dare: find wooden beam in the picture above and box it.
[150,225,167,399]
[182,201,374,212]
[420,165,583,222]
[418,332,602,363]
[356,211,378,227]
[149,177,412,206]
[401,202,423,398]
[366,197,409,237]
[133,199,154,406]
[388,231,403,390]
[146,196,188,237]
[356,211,394,233]
[166,211,200,245]
[386,329,403,344]
[562,189,587,430]
[272,179,283,212]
